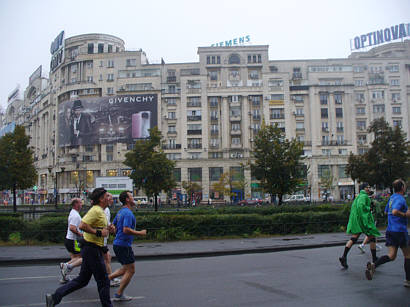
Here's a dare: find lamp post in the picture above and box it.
[58,167,65,207]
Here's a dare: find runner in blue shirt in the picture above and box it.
[109,190,147,301]
[365,179,410,288]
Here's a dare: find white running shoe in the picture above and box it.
[357,244,365,253]
[110,278,121,287]
[113,293,132,301]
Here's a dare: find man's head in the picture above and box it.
[72,100,84,117]
[359,182,371,194]
[392,179,406,194]
[90,187,108,207]
[71,198,83,211]
[107,192,114,206]
[119,190,134,207]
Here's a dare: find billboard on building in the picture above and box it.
[58,94,158,147]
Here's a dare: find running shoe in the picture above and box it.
[110,278,121,287]
[45,293,55,307]
[376,244,382,251]
[59,263,69,279]
[404,280,410,288]
[357,244,365,253]
[113,293,132,301]
[339,257,348,269]
[365,261,375,280]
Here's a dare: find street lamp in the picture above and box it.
[49,166,65,209]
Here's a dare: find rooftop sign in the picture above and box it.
[211,35,250,47]
[350,23,410,51]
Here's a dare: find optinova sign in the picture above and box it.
[350,23,410,51]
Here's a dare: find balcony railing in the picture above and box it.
[187,144,202,149]
[187,115,202,121]
[187,130,202,135]
[162,144,181,150]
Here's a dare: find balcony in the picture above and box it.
[162,144,181,150]
[210,130,219,135]
[321,140,348,146]
[187,144,202,149]
[230,129,242,135]
[337,127,344,132]
[210,116,218,121]
[252,115,261,120]
[167,76,177,83]
[162,88,181,95]
[231,143,242,149]
[187,129,202,135]
[230,115,241,121]
[187,115,202,121]
[270,114,285,120]
[187,88,201,95]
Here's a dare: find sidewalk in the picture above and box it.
[0,231,386,266]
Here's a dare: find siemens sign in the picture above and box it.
[211,35,250,47]
[351,23,410,50]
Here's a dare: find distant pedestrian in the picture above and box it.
[109,190,147,301]
[365,179,410,286]
[59,198,83,283]
[339,183,381,269]
[46,187,115,307]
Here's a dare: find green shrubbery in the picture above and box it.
[0,202,389,244]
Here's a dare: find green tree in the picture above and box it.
[124,127,176,211]
[319,168,335,202]
[211,168,246,202]
[251,123,304,205]
[0,125,37,212]
[346,118,410,193]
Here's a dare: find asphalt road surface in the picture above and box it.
[0,246,408,307]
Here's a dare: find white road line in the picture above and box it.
[0,275,58,281]
[2,296,145,307]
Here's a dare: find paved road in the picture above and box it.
[0,246,408,307]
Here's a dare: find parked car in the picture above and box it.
[283,194,308,203]
[238,198,261,206]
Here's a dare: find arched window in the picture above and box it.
[228,54,241,65]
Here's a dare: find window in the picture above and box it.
[320,93,328,105]
[390,79,400,86]
[296,122,304,130]
[337,135,344,144]
[373,104,385,113]
[339,149,348,155]
[353,66,365,73]
[71,64,77,73]
[392,93,401,102]
[108,45,113,53]
[230,166,243,181]
[338,165,348,178]
[126,59,137,67]
[357,121,366,131]
[85,145,94,152]
[99,61,104,67]
[210,138,219,148]
[354,79,364,87]
[188,138,202,149]
[355,92,365,102]
[249,70,259,79]
[88,43,94,54]
[321,121,329,132]
[232,137,241,145]
[270,108,284,119]
[322,135,329,145]
[166,153,181,160]
[392,106,401,114]
[210,110,218,120]
[106,169,117,177]
[335,108,343,118]
[188,168,202,182]
[106,154,113,161]
[209,70,218,81]
[206,55,220,64]
[87,61,93,69]
[168,125,176,133]
[321,108,328,119]
[167,111,176,119]
[107,87,114,94]
[87,76,93,82]
[209,97,219,107]
[107,60,114,68]
[98,43,104,53]
[386,64,399,72]
[337,121,344,132]
[228,54,241,64]
[371,91,384,99]
[334,93,343,104]
[358,135,367,145]
[231,122,241,131]
[356,107,365,115]
[187,97,201,107]
[393,120,402,128]
[230,107,241,117]
[167,98,177,105]
[318,165,331,178]
[187,80,201,89]
[322,149,331,156]
[209,167,223,181]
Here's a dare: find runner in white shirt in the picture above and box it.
[59,198,83,283]
[103,193,121,287]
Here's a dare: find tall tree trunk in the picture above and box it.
[13,183,17,213]
[154,194,158,212]
[278,194,283,206]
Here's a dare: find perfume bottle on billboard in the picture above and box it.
[132,111,151,138]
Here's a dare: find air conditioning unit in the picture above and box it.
[230,153,236,158]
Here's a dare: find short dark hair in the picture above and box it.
[359,182,370,191]
[392,179,405,193]
[71,198,81,207]
[119,190,132,205]
[90,187,107,205]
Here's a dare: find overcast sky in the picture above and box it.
[0,0,409,110]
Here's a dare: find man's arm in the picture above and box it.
[69,224,83,237]
[392,208,410,218]
[123,227,146,236]
[79,221,109,237]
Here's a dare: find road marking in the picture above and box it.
[0,275,58,281]
[2,296,145,307]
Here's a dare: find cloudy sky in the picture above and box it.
[0,0,409,110]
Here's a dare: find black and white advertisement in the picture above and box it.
[58,94,158,147]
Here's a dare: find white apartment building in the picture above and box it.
[2,32,409,203]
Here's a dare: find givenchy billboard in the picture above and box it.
[58,94,158,147]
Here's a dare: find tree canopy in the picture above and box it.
[123,127,176,211]
[251,123,305,205]
[346,118,410,192]
[0,125,37,212]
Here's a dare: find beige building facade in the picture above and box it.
[2,33,410,203]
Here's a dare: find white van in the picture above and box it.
[283,194,307,203]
